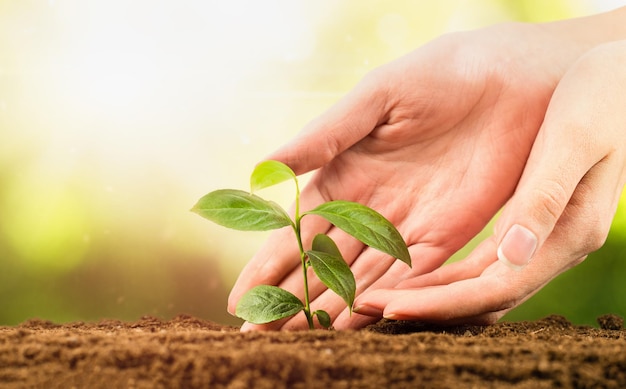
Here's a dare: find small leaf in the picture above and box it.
[306,248,356,310]
[314,310,331,328]
[191,189,292,231]
[311,234,342,258]
[250,160,296,193]
[235,285,304,324]
[306,201,411,267]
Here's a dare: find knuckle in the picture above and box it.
[491,278,526,313]
[563,191,612,256]
[359,65,392,96]
[527,180,570,226]
[584,227,610,254]
[575,210,611,254]
[496,293,522,314]
[569,255,588,269]
[319,127,343,161]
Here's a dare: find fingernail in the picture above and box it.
[383,312,399,320]
[352,304,382,317]
[497,224,537,269]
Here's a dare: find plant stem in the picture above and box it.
[294,218,314,330]
[293,177,314,330]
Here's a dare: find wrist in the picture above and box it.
[541,6,626,51]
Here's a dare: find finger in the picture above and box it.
[343,303,508,328]
[549,155,626,265]
[354,228,557,323]
[351,274,533,327]
[285,241,457,330]
[349,237,497,318]
[331,310,381,330]
[394,237,498,289]
[265,71,389,176]
[365,281,508,322]
[495,42,626,269]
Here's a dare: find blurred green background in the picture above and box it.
[1,0,624,327]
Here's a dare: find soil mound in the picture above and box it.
[1,314,624,388]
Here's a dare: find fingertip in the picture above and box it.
[239,322,253,332]
[381,299,413,321]
[353,289,394,317]
[382,312,400,320]
[226,302,235,317]
[261,128,328,176]
[227,288,242,317]
[332,311,379,330]
[353,303,383,317]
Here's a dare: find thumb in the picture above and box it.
[495,139,597,269]
[265,73,389,176]
[494,55,616,269]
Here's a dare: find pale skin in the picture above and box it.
[228,7,626,330]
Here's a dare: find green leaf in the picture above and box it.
[235,285,305,324]
[314,310,331,329]
[191,189,292,231]
[306,201,411,267]
[250,160,296,193]
[306,246,356,310]
[311,233,343,258]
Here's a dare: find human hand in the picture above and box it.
[354,40,626,325]
[228,10,626,330]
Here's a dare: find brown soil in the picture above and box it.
[1,314,625,389]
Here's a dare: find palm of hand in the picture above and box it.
[234,24,573,330]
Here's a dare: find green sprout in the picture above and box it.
[191,160,411,329]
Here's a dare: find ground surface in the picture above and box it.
[0,314,624,388]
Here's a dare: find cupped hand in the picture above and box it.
[354,40,626,325]
[228,21,603,331]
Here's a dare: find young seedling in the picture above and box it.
[191,160,411,329]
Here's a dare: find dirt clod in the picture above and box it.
[597,314,624,330]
